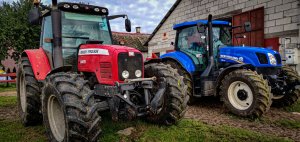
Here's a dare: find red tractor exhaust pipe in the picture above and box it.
[51,0,64,68]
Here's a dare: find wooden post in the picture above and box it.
[6,68,10,87]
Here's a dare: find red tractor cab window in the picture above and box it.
[41,12,112,65]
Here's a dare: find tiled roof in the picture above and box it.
[112,32,150,52]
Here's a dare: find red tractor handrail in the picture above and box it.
[0,73,16,83]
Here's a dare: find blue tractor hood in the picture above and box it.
[219,46,282,67]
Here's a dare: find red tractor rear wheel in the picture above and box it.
[17,57,42,126]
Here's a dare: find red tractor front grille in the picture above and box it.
[100,62,112,79]
[118,52,143,80]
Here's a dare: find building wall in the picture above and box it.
[148,0,299,63]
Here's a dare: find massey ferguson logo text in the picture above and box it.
[80,50,99,54]
[79,49,109,55]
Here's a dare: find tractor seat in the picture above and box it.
[190,42,206,53]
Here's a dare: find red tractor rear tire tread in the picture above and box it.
[220,69,271,118]
[145,63,189,125]
[165,61,195,104]
[17,57,42,126]
[272,65,300,107]
[42,73,102,142]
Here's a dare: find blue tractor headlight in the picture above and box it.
[267,53,277,65]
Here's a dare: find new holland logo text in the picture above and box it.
[220,55,244,63]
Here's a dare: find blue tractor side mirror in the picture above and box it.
[197,22,206,33]
[244,22,251,32]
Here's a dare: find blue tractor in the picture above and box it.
[157,15,300,118]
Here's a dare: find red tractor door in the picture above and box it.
[232,7,264,47]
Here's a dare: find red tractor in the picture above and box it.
[17,0,188,141]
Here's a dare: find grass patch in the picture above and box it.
[0,96,293,142]
[0,84,16,92]
[0,119,291,142]
[0,96,17,107]
[137,120,291,142]
[100,115,291,142]
[0,120,46,142]
[275,119,300,129]
[284,101,300,112]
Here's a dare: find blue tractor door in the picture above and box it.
[176,26,208,72]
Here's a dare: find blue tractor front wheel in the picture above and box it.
[220,69,272,118]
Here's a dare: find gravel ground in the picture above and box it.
[0,106,18,120]
[185,97,300,141]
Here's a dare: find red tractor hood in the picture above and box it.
[78,44,144,85]
[79,44,141,55]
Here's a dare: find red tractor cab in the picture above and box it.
[17,1,189,141]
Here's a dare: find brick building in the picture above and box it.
[145,0,299,70]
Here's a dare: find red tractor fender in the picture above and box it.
[22,48,51,80]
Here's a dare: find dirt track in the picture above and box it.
[185,97,300,141]
[0,91,16,96]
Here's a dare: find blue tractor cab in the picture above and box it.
[158,15,300,118]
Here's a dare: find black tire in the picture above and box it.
[144,63,189,125]
[272,65,300,107]
[42,73,102,142]
[16,57,42,126]
[165,60,195,104]
[220,69,271,118]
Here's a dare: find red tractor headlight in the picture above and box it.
[135,70,142,78]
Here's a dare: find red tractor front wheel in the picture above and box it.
[144,63,189,125]
[42,72,102,142]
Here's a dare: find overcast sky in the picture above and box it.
[1,0,176,33]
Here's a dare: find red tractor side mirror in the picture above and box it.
[28,7,41,25]
[125,18,131,32]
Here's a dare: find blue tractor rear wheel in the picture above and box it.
[272,65,300,107]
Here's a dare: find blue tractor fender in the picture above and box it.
[160,51,196,73]
[215,63,255,92]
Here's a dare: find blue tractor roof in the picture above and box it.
[173,20,231,30]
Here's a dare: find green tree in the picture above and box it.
[0,0,40,64]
